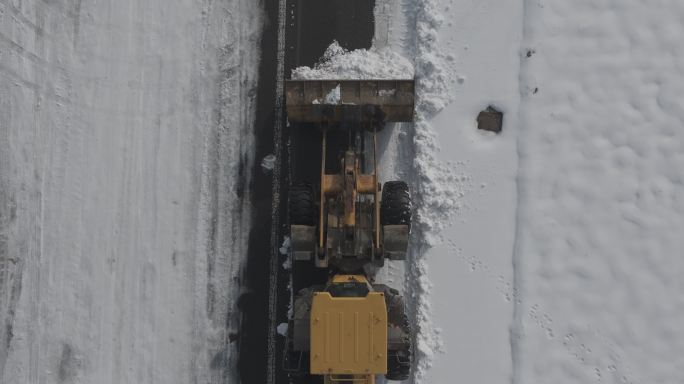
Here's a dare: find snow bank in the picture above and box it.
[392,1,473,382]
[371,0,475,381]
[396,0,525,382]
[291,41,414,80]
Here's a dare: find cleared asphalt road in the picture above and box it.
[238,1,375,383]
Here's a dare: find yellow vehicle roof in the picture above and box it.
[310,291,387,375]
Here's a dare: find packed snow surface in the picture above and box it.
[291,41,414,80]
[514,1,684,383]
[324,85,341,105]
[0,0,262,383]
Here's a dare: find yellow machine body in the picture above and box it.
[310,276,388,377]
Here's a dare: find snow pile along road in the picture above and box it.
[291,41,414,80]
[373,1,490,382]
[388,0,524,381]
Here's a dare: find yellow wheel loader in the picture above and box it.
[284,80,414,382]
[286,80,414,271]
[286,275,411,382]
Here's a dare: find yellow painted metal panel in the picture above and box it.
[323,174,344,196]
[356,175,377,194]
[310,292,387,375]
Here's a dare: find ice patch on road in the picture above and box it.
[291,41,414,80]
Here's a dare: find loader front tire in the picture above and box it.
[289,182,317,226]
[381,181,411,229]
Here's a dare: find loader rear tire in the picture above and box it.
[289,182,317,226]
[374,284,412,381]
[387,348,411,381]
[381,181,411,228]
[387,306,411,381]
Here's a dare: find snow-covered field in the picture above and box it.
[515,1,684,383]
[0,0,261,382]
[374,0,684,383]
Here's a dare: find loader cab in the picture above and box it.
[310,275,388,380]
[326,274,371,297]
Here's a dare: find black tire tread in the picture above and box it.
[289,182,317,226]
[381,181,411,228]
[386,348,411,381]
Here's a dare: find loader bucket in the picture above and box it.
[309,291,388,375]
[285,80,415,124]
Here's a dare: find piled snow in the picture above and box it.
[312,84,342,105]
[372,0,474,381]
[291,41,414,80]
[376,0,476,382]
[324,85,341,104]
[276,323,289,337]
